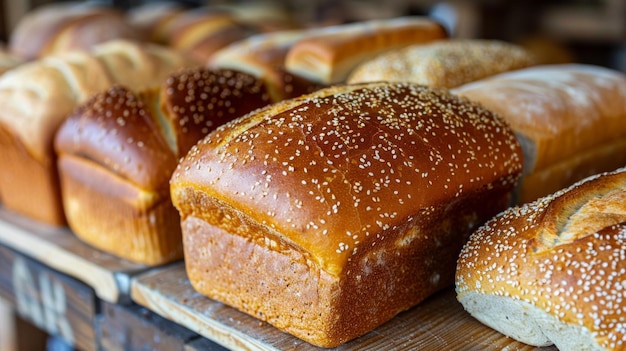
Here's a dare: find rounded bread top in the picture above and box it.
[456,167,626,350]
[172,82,523,276]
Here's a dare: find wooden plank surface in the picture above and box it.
[0,207,151,303]
[97,300,197,351]
[0,243,97,350]
[131,263,559,351]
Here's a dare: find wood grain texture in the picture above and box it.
[131,264,559,351]
[0,207,152,303]
[97,301,200,351]
[0,243,97,350]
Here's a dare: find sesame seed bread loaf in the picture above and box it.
[54,67,312,265]
[0,40,195,226]
[347,39,536,88]
[453,64,626,203]
[170,82,523,347]
[456,167,626,350]
[284,17,447,85]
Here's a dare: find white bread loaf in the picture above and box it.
[284,17,447,84]
[347,39,536,88]
[456,167,626,350]
[0,40,196,225]
[54,67,320,265]
[170,82,523,347]
[453,64,626,203]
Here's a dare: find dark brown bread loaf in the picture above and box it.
[170,82,523,347]
[456,167,626,350]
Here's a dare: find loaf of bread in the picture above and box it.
[0,40,195,225]
[127,2,187,45]
[54,67,315,265]
[170,82,523,347]
[347,39,536,88]
[456,167,626,350]
[9,2,143,60]
[209,30,326,101]
[453,64,626,203]
[167,8,256,62]
[284,17,447,84]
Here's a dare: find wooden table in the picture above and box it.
[0,206,559,351]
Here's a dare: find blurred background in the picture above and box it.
[0,0,624,71]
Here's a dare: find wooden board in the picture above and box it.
[0,207,151,303]
[131,263,558,351]
[0,243,97,350]
[97,300,197,351]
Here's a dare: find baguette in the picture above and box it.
[456,167,626,350]
[54,67,310,264]
[170,82,523,347]
[284,17,447,84]
[0,40,195,225]
[453,64,626,203]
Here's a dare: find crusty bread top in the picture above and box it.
[0,40,194,167]
[456,167,626,350]
[55,68,274,191]
[453,64,626,173]
[284,17,447,84]
[171,82,523,276]
[347,39,536,88]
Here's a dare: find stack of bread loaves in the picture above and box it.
[0,40,196,226]
[170,82,524,347]
[456,167,626,350]
[453,64,626,203]
[53,66,320,265]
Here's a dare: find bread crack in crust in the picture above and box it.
[457,167,626,351]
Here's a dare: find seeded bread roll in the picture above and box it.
[347,39,536,88]
[453,64,626,203]
[54,67,310,265]
[170,82,523,347]
[0,40,195,225]
[284,17,447,85]
[9,2,143,60]
[456,167,626,350]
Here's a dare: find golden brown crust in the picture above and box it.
[347,39,536,88]
[167,8,256,62]
[54,68,283,263]
[209,30,319,100]
[171,82,523,346]
[284,17,447,84]
[0,124,64,225]
[453,64,626,202]
[0,40,193,226]
[456,167,626,350]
